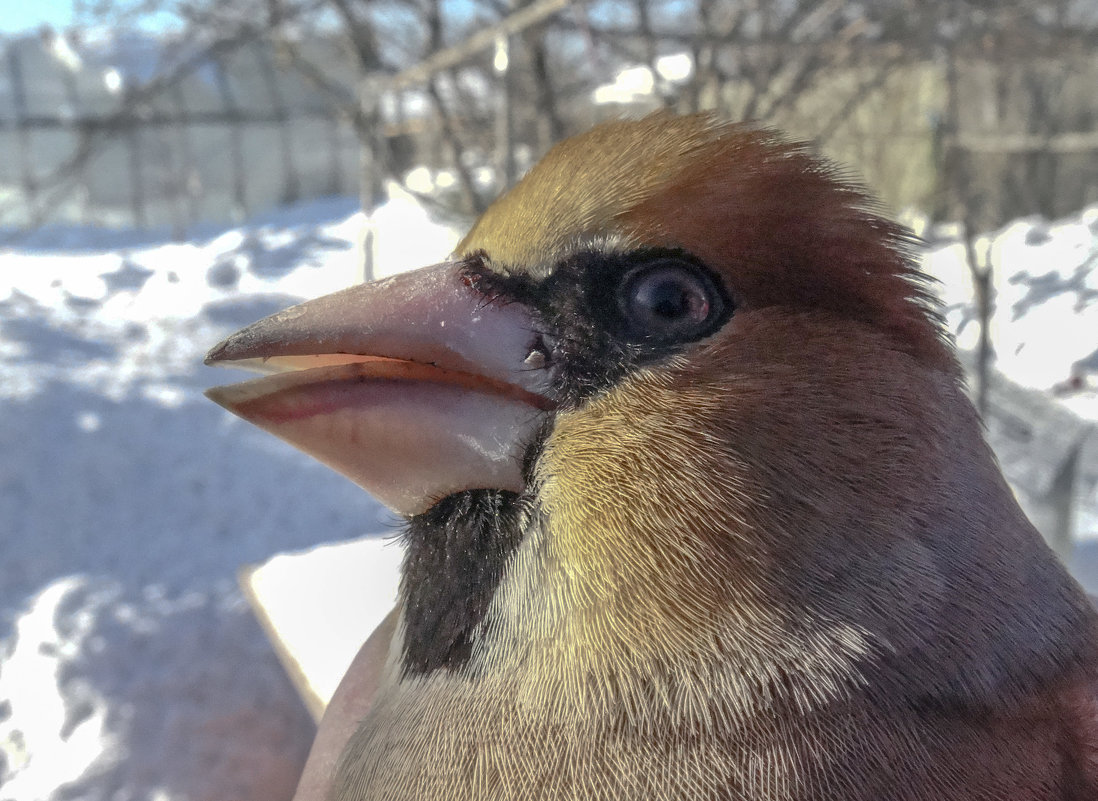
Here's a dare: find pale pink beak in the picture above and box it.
[205,262,553,516]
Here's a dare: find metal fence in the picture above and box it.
[0,31,361,232]
[3,29,1098,234]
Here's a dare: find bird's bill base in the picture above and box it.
[204,261,552,516]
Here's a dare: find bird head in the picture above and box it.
[206,113,1096,742]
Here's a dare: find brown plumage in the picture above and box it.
[206,113,1098,800]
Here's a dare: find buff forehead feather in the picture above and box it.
[457,112,728,271]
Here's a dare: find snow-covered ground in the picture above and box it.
[1,188,1096,800]
[0,190,458,800]
[921,209,1098,563]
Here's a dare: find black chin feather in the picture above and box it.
[398,489,525,676]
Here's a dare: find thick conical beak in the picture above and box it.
[205,261,553,516]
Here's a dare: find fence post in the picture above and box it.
[356,76,385,283]
[58,42,93,225]
[124,83,148,228]
[257,43,300,205]
[494,34,516,190]
[214,55,249,223]
[170,83,200,237]
[6,42,39,224]
[1046,435,1089,564]
[325,110,343,196]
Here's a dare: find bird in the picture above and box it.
[205,112,1098,800]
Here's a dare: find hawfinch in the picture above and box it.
[206,113,1098,800]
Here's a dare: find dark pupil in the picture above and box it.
[615,259,722,344]
[643,278,691,319]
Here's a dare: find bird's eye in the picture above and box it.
[618,260,725,343]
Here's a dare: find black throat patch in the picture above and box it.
[398,489,526,676]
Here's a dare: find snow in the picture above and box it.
[0,185,1096,799]
[924,208,1098,418]
[921,207,1098,565]
[0,192,457,800]
[243,537,404,717]
[592,54,695,105]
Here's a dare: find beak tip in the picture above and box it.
[204,339,234,367]
[203,385,228,407]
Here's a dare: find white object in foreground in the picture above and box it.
[240,537,405,720]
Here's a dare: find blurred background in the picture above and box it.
[1,1,1097,799]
